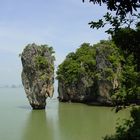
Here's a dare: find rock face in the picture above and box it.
[95,44,121,105]
[57,41,122,105]
[21,43,55,109]
[58,75,95,102]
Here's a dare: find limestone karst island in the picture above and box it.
[21,43,55,109]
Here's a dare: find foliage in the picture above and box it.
[34,44,55,75]
[104,107,140,140]
[57,43,96,84]
[83,0,140,18]
[110,27,140,110]
[88,12,140,73]
[111,54,140,107]
[112,24,140,71]
[94,40,123,82]
[39,45,55,54]
[89,13,140,35]
[48,46,55,54]
[35,56,48,70]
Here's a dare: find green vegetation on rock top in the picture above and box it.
[57,43,96,84]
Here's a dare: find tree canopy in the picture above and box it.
[83,0,140,18]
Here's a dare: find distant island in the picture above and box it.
[0,84,23,88]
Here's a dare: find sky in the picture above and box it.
[0,0,109,85]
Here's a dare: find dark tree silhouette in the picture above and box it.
[83,0,140,18]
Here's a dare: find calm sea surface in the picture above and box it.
[0,88,129,140]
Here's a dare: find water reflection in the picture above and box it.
[57,103,128,140]
[0,89,130,140]
[22,108,60,140]
[21,100,129,140]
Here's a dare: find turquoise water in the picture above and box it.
[0,88,129,140]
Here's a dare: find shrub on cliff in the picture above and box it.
[104,107,140,140]
[57,43,96,85]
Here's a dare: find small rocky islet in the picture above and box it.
[21,43,55,109]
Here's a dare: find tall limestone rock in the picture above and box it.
[21,43,55,109]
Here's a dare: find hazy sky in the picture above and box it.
[0,0,109,85]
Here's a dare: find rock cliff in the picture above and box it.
[21,43,55,109]
[57,41,122,105]
[95,42,121,105]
